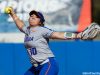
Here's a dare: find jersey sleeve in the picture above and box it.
[41,27,54,38]
[21,26,28,34]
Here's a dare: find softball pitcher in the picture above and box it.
[5,7,100,75]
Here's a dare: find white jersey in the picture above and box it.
[22,26,54,63]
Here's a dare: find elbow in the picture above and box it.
[18,25,24,32]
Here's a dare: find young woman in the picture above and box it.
[8,8,81,75]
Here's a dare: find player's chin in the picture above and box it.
[29,24,38,27]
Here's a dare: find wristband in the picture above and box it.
[64,32,76,39]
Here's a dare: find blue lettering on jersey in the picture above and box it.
[24,36,34,42]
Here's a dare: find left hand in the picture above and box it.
[77,22,100,40]
[76,33,82,39]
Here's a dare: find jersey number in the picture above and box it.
[30,48,37,55]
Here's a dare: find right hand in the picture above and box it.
[4,7,14,14]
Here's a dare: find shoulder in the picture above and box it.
[40,26,53,31]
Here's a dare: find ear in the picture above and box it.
[39,22,42,24]
[39,20,42,25]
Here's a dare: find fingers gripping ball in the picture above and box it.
[4,7,12,14]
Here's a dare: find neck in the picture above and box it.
[29,25,40,28]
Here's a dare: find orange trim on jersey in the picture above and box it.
[77,0,91,32]
[45,62,51,75]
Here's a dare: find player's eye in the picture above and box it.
[32,18,34,19]
[30,17,35,20]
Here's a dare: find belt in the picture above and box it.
[40,59,49,65]
[33,58,49,67]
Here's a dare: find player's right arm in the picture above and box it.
[9,8,24,32]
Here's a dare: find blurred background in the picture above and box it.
[0,0,100,75]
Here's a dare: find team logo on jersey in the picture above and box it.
[24,36,34,42]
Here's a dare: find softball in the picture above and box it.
[4,7,12,14]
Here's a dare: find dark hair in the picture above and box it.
[29,10,45,26]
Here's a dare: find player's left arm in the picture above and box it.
[50,32,81,40]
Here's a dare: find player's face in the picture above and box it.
[29,14,41,27]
